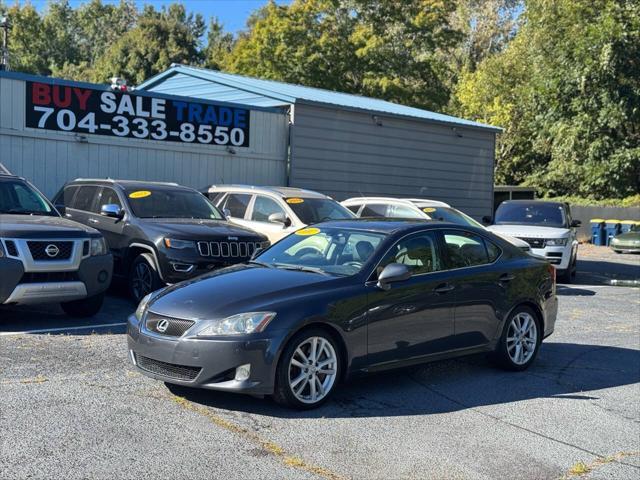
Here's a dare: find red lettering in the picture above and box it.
[73,88,92,110]
[52,86,72,108]
[32,83,51,105]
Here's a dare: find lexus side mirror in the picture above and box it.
[482,215,492,225]
[571,220,581,228]
[100,204,124,219]
[54,204,66,216]
[268,212,292,228]
[376,263,411,291]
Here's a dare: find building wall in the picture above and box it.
[289,103,496,219]
[0,76,289,198]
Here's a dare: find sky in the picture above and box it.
[27,0,292,33]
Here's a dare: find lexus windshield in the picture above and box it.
[125,188,224,219]
[417,205,484,228]
[285,198,354,224]
[494,203,567,228]
[255,226,385,277]
[0,180,56,216]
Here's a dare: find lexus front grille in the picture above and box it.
[145,312,195,337]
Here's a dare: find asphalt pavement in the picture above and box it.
[1,245,639,479]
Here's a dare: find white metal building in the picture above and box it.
[0,66,500,218]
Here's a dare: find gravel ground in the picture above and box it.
[1,245,639,479]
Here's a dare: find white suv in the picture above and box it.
[202,185,354,244]
[487,200,581,283]
[341,197,532,252]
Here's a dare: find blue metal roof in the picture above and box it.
[139,65,501,132]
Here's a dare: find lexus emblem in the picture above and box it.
[156,319,170,333]
[45,244,60,258]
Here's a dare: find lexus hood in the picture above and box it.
[147,264,340,319]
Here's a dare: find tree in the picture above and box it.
[224,0,461,111]
[203,17,235,70]
[1,3,50,74]
[91,4,205,84]
[455,0,640,199]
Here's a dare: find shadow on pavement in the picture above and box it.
[556,286,596,296]
[575,257,640,286]
[166,342,640,418]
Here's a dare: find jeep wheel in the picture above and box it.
[61,293,105,318]
[129,254,162,303]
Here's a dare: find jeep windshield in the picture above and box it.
[125,188,224,220]
[286,198,354,224]
[0,179,57,216]
[494,203,567,228]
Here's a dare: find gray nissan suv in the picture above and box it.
[0,172,113,317]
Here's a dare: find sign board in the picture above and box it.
[24,81,250,147]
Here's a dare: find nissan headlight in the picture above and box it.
[197,312,276,336]
[163,238,196,250]
[90,237,108,256]
[545,238,568,246]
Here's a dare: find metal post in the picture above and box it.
[0,16,9,71]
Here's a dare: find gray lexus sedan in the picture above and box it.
[127,219,557,409]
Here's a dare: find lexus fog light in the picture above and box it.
[235,364,251,381]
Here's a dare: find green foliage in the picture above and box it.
[543,194,640,208]
[224,0,461,111]
[0,0,636,200]
[454,0,640,199]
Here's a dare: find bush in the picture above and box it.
[542,194,640,207]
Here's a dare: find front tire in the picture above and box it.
[61,293,104,318]
[129,253,162,303]
[493,307,542,371]
[273,328,341,409]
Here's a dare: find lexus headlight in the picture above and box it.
[197,312,276,336]
[134,290,162,321]
[90,237,108,256]
[163,238,196,250]
[545,238,568,246]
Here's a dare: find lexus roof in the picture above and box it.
[310,218,480,234]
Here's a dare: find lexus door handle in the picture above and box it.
[499,273,515,282]
[434,283,455,294]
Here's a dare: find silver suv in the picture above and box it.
[0,173,113,317]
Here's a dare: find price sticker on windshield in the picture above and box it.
[295,227,320,236]
[129,190,151,199]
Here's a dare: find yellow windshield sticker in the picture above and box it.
[129,190,151,199]
[295,227,320,236]
[422,207,436,213]
[286,198,304,204]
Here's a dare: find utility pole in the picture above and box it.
[0,16,9,71]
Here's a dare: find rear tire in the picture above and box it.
[129,253,162,303]
[493,306,542,371]
[272,328,341,410]
[61,293,104,318]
